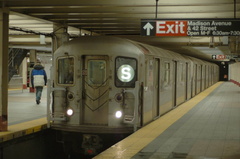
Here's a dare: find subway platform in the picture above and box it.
[0,88,47,143]
[94,82,240,159]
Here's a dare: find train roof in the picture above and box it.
[56,36,188,59]
[55,36,217,66]
[55,36,143,57]
[130,40,192,62]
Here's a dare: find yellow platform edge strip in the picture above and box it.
[94,82,223,159]
[0,117,47,143]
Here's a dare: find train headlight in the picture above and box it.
[115,111,122,118]
[117,65,134,82]
[66,108,74,116]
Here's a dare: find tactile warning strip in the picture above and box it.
[94,82,223,159]
[0,118,47,143]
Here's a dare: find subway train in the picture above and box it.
[47,36,219,155]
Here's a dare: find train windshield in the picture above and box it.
[57,57,74,85]
[87,60,106,86]
[115,57,137,87]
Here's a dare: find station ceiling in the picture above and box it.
[2,0,240,62]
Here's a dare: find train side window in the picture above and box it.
[164,62,170,85]
[115,57,137,87]
[58,57,74,85]
[87,60,106,86]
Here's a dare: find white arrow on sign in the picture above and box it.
[143,22,154,35]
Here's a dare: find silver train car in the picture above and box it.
[47,36,219,155]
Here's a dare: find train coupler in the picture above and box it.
[82,134,102,155]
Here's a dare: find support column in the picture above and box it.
[29,50,36,92]
[22,57,28,89]
[51,23,69,81]
[52,23,69,52]
[229,36,240,54]
[29,49,37,65]
[0,8,9,131]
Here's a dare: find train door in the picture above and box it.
[195,64,198,95]
[196,65,201,94]
[200,65,202,91]
[205,65,208,88]
[173,61,177,107]
[191,64,197,97]
[153,58,160,119]
[202,65,204,90]
[210,65,213,85]
[185,62,188,101]
[81,55,109,125]
[204,65,207,89]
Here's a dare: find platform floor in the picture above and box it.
[8,87,47,125]
[0,87,47,143]
[94,82,240,159]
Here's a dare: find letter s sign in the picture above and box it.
[117,65,134,82]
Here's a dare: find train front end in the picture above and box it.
[47,37,142,155]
